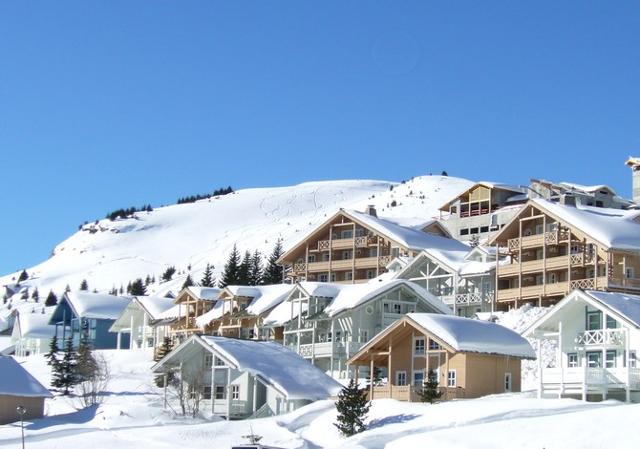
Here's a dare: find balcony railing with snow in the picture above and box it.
[575,329,625,346]
[541,367,640,389]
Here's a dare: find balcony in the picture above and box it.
[368,385,466,401]
[455,292,487,305]
[496,277,609,302]
[541,367,640,390]
[575,329,625,346]
[507,229,570,252]
[317,236,372,251]
[298,341,365,358]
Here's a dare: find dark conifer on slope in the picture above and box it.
[334,379,370,436]
[238,250,252,285]
[249,250,263,285]
[219,244,241,288]
[200,263,215,287]
[45,290,58,307]
[263,239,284,285]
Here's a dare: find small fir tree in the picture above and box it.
[153,337,175,387]
[32,288,39,302]
[334,379,370,436]
[238,250,252,285]
[45,290,58,307]
[75,331,98,384]
[129,278,147,296]
[200,263,215,287]
[249,250,263,285]
[161,266,176,282]
[18,269,29,282]
[45,335,60,368]
[418,369,443,404]
[182,274,194,289]
[79,279,89,291]
[57,338,79,395]
[263,239,284,285]
[219,244,241,288]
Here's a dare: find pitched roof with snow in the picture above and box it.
[184,287,221,301]
[136,296,176,320]
[439,181,526,210]
[0,356,52,398]
[14,312,56,339]
[199,336,342,400]
[194,301,225,328]
[63,291,132,320]
[582,290,640,328]
[529,199,640,250]
[407,313,535,358]
[223,284,294,316]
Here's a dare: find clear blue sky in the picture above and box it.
[0,1,639,274]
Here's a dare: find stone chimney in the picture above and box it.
[365,205,377,217]
[626,157,640,204]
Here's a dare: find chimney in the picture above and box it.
[626,157,640,204]
[365,205,377,217]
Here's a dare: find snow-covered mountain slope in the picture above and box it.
[0,175,473,298]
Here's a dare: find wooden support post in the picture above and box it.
[226,366,232,420]
[370,358,374,399]
[388,337,393,397]
[558,321,564,397]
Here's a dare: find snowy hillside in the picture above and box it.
[0,175,472,298]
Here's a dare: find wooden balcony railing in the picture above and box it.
[368,385,465,401]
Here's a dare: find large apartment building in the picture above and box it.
[490,199,640,310]
[278,207,453,284]
[529,179,633,210]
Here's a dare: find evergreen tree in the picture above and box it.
[161,266,176,282]
[129,278,147,296]
[263,239,284,285]
[75,331,98,384]
[441,170,448,176]
[200,263,215,287]
[45,335,60,368]
[153,337,175,387]
[57,338,78,395]
[219,244,241,288]
[45,290,58,307]
[417,369,443,404]
[32,288,39,302]
[79,279,89,291]
[238,250,252,285]
[119,284,124,295]
[249,250,263,285]
[181,274,194,289]
[17,269,29,282]
[334,379,370,436]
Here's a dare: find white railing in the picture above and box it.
[455,292,484,305]
[542,367,635,387]
[298,340,365,358]
[575,329,625,346]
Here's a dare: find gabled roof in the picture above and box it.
[439,181,526,211]
[136,296,176,320]
[13,311,56,339]
[0,356,52,398]
[279,208,456,262]
[154,335,342,401]
[223,284,294,316]
[523,290,640,337]
[175,286,221,303]
[349,314,535,363]
[263,279,451,327]
[57,292,132,321]
[490,198,640,251]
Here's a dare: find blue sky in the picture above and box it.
[0,1,639,274]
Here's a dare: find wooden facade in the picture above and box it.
[490,200,640,310]
[347,315,527,401]
[279,208,449,284]
[170,289,217,342]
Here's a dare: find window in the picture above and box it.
[587,351,602,368]
[360,330,369,343]
[341,230,353,239]
[369,248,378,257]
[504,372,512,392]
[345,271,353,281]
[626,267,635,279]
[366,270,376,279]
[460,229,469,236]
[414,337,425,355]
[215,357,225,366]
[606,315,618,329]
[447,370,457,387]
[327,332,333,343]
[330,273,337,282]
[568,353,579,368]
[535,224,543,235]
[319,274,328,282]
[586,310,602,331]
[393,303,402,314]
[204,354,213,369]
[480,226,489,233]
[322,253,330,261]
[335,331,342,342]
[630,351,637,368]
[202,386,212,399]
[450,206,457,214]
[231,385,240,400]
[470,227,479,235]
[606,350,617,368]
[343,250,352,260]
[391,247,400,258]
[215,386,225,399]
[429,339,440,350]
[413,370,425,386]
[396,371,407,386]
[308,254,316,263]
[548,273,557,284]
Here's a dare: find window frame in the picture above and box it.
[447,369,457,387]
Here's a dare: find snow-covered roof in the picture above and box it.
[153,304,181,322]
[264,279,450,326]
[345,210,460,252]
[194,301,225,328]
[407,314,535,358]
[136,296,176,320]
[439,182,526,210]
[184,287,221,301]
[558,182,615,195]
[14,311,56,339]
[198,336,342,400]
[0,356,52,398]
[582,290,640,328]
[530,199,640,250]
[63,291,132,320]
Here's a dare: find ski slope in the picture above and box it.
[0,175,472,299]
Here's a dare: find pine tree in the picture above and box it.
[263,239,284,285]
[161,266,176,282]
[129,278,147,296]
[79,279,89,291]
[75,331,98,384]
[219,244,241,288]
[182,274,194,289]
[334,379,370,436]
[153,337,175,387]
[249,250,263,285]
[32,288,39,302]
[58,338,78,395]
[45,290,58,307]
[417,369,443,404]
[45,335,60,368]
[200,263,215,287]
[238,250,251,285]
[17,269,29,282]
